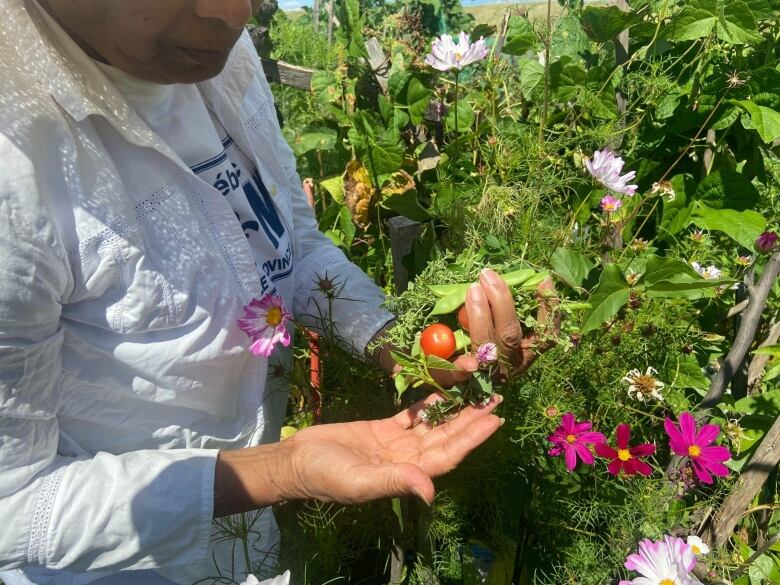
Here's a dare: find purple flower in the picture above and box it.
[238,295,292,357]
[476,342,498,365]
[585,149,638,196]
[664,412,730,485]
[620,535,701,585]
[425,32,489,72]
[600,195,623,213]
[755,231,778,254]
[547,412,605,471]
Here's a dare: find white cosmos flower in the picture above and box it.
[621,536,702,585]
[425,32,489,72]
[622,367,665,402]
[585,149,638,196]
[691,262,722,280]
[686,535,710,556]
[240,571,291,585]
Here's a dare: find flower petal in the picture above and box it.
[573,442,595,465]
[578,431,606,444]
[564,444,577,471]
[691,459,713,484]
[695,424,721,447]
[664,417,688,456]
[678,412,698,444]
[700,444,730,463]
[631,459,654,477]
[607,459,624,476]
[616,423,631,449]
[629,443,656,457]
[594,442,617,459]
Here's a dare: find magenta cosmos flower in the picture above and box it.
[601,195,622,213]
[424,32,489,72]
[595,424,655,477]
[585,149,638,196]
[238,295,292,357]
[548,412,605,471]
[664,412,730,485]
[620,535,701,585]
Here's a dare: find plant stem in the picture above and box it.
[539,0,552,147]
[454,69,460,139]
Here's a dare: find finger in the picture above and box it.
[392,393,446,430]
[421,394,503,448]
[430,353,478,388]
[347,461,435,505]
[465,283,493,350]
[536,276,560,349]
[479,268,523,362]
[422,414,503,476]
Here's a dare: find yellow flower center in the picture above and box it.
[266,307,283,327]
[566,434,576,444]
[691,544,701,555]
[688,445,701,458]
[455,52,462,62]
[659,580,676,585]
[617,449,631,462]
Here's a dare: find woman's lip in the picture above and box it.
[179,46,229,66]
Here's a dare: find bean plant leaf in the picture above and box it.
[291,126,338,156]
[641,256,700,285]
[691,204,767,249]
[320,175,345,203]
[733,100,780,143]
[426,355,461,372]
[580,6,641,43]
[551,247,594,290]
[694,169,759,211]
[665,0,762,44]
[405,78,433,125]
[582,264,629,333]
[502,16,536,56]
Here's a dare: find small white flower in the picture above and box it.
[651,180,676,201]
[626,270,642,286]
[686,535,710,556]
[424,32,489,72]
[691,262,722,280]
[622,367,665,402]
[240,570,291,585]
[585,149,638,196]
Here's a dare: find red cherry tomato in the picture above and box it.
[420,323,456,359]
[457,305,470,332]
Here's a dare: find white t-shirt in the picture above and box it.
[95,61,294,299]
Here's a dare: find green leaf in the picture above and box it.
[753,344,780,357]
[406,78,432,125]
[381,189,432,222]
[551,247,594,290]
[692,204,767,249]
[519,58,545,96]
[664,0,718,41]
[426,355,460,372]
[733,389,780,416]
[694,170,759,211]
[320,175,345,203]
[337,205,356,248]
[582,264,630,333]
[502,16,536,55]
[444,100,475,133]
[733,100,780,143]
[645,276,734,299]
[748,553,774,585]
[580,5,640,43]
[391,497,404,531]
[718,1,763,44]
[291,126,337,156]
[641,255,700,285]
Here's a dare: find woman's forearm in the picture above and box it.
[213,440,298,518]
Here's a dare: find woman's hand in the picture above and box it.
[214,394,503,516]
[284,393,503,505]
[374,269,559,388]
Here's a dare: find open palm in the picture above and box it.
[285,394,503,505]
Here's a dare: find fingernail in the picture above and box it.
[496,394,504,404]
[480,268,500,284]
[468,283,481,299]
[412,487,431,506]
[498,417,506,426]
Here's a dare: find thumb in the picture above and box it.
[351,462,435,505]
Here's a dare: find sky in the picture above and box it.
[278,0,544,12]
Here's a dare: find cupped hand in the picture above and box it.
[283,393,503,505]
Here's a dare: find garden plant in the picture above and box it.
[226,0,780,583]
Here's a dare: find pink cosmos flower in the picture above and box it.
[595,424,655,477]
[620,535,701,585]
[664,412,730,485]
[585,149,638,196]
[424,32,489,72]
[476,342,498,365]
[238,295,292,357]
[601,195,623,213]
[547,412,605,471]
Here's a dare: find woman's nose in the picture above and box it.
[194,0,253,30]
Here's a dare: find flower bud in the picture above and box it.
[755,231,778,254]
